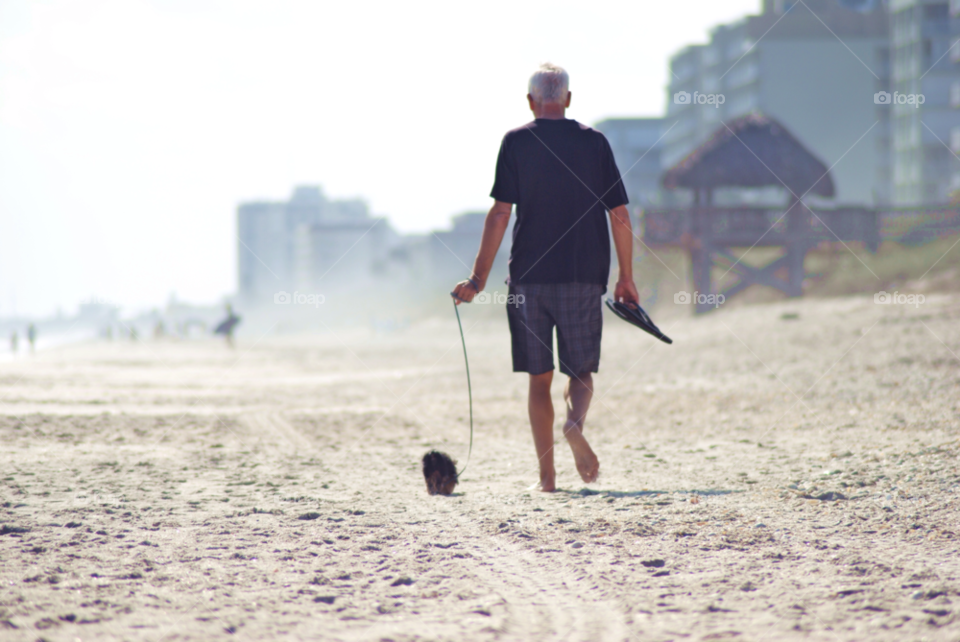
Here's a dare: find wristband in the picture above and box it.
[467,277,480,291]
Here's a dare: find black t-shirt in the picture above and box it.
[490,118,628,290]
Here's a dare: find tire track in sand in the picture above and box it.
[248,411,629,640]
[443,508,631,641]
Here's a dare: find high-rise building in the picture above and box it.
[237,186,394,303]
[594,118,665,209]
[664,0,889,206]
[237,200,291,302]
[429,212,512,288]
[889,0,960,205]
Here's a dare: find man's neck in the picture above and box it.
[533,104,566,120]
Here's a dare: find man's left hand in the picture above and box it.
[613,278,640,306]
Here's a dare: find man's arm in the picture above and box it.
[609,205,639,305]
[451,200,512,304]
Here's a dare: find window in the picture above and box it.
[924,4,948,21]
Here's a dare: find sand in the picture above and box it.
[1,294,959,641]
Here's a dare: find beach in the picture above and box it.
[1,294,959,641]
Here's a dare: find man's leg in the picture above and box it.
[528,371,556,492]
[563,372,599,483]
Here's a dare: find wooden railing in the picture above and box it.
[641,206,881,251]
[643,205,960,248]
[640,205,959,313]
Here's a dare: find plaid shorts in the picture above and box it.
[506,283,603,377]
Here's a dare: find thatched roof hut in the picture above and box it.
[662,113,835,199]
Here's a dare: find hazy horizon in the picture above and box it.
[0,0,760,317]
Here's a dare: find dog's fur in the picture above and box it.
[422,450,458,495]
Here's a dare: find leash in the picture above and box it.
[452,297,473,477]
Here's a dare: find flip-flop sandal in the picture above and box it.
[604,298,673,345]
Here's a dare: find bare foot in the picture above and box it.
[539,469,556,492]
[563,423,599,483]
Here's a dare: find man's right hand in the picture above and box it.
[613,278,640,306]
[451,279,481,305]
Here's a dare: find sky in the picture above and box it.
[0,0,760,317]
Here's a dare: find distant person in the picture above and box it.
[10,330,18,354]
[451,63,638,492]
[214,304,241,348]
[27,324,36,352]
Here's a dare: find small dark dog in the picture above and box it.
[422,450,458,495]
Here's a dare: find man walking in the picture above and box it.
[451,63,639,492]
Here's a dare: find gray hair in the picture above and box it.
[528,63,569,105]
